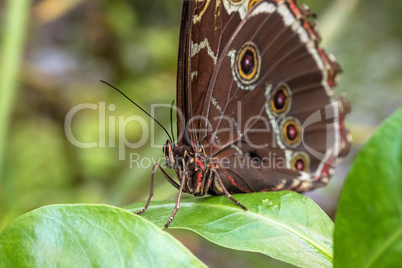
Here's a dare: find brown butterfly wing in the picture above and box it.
[196,1,350,193]
[176,0,350,194]
[176,0,246,146]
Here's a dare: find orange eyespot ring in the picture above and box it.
[235,42,261,85]
[291,152,310,172]
[280,117,303,147]
[248,0,261,10]
[270,83,292,115]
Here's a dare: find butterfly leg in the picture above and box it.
[135,162,179,215]
[212,169,248,211]
[165,172,187,228]
[202,170,214,196]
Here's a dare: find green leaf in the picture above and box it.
[127,191,334,268]
[334,108,402,267]
[0,204,206,268]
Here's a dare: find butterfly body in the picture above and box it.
[163,141,213,196]
[138,0,351,227]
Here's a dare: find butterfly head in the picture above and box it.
[163,140,176,169]
[162,140,191,169]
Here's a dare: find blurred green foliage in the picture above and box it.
[0,0,400,266]
[335,109,402,267]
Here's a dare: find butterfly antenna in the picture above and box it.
[170,100,175,143]
[100,80,173,142]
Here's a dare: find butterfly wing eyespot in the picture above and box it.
[280,117,303,147]
[248,0,261,10]
[270,83,292,115]
[291,152,310,173]
[235,42,261,85]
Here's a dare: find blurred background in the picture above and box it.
[0,0,400,266]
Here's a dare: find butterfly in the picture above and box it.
[135,0,351,228]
